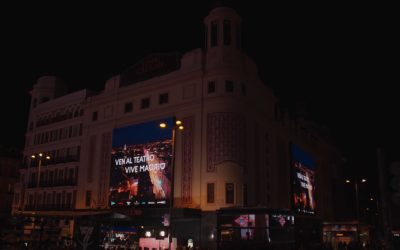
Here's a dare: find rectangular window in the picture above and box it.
[207,183,215,203]
[159,93,169,105]
[85,191,91,207]
[211,21,218,47]
[225,80,234,92]
[226,183,234,204]
[68,168,74,184]
[141,98,150,109]
[66,193,72,208]
[47,193,51,205]
[223,20,231,45]
[92,111,98,121]
[124,102,133,113]
[208,81,216,93]
[29,195,33,206]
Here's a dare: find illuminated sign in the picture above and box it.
[291,144,316,215]
[109,118,174,208]
[120,53,181,86]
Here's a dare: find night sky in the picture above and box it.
[2,2,398,183]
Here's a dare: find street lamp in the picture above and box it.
[30,152,51,248]
[31,153,51,190]
[345,178,366,222]
[345,177,367,243]
[160,118,183,250]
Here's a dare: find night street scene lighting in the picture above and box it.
[1,2,398,250]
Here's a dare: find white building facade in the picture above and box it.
[13,6,343,249]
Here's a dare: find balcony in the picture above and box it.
[24,203,74,211]
[27,179,77,188]
[30,155,80,167]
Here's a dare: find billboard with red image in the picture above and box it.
[291,143,316,215]
[109,118,174,208]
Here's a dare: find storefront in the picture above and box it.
[73,208,201,249]
[216,207,295,250]
[322,221,373,249]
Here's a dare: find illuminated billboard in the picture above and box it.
[291,144,316,215]
[109,118,174,207]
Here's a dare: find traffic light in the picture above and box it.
[389,161,400,207]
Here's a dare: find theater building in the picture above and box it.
[13,5,343,249]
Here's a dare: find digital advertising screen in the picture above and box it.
[109,118,174,208]
[291,144,316,215]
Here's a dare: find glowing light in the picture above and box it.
[145,231,152,237]
[39,153,43,157]
[345,180,351,183]
[178,125,184,130]
[175,120,182,125]
[31,155,36,159]
[370,198,374,201]
[46,156,51,160]
[361,178,367,183]
[159,230,166,237]
[159,122,167,128]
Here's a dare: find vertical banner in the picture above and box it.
[109,118,174,208]
[291,144,316,215]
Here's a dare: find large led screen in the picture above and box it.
[291,144,316,215]
[109,118,174,208]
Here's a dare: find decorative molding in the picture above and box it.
[98,132,111,206]
[181,116,194,204]
[87,135,96,183]
[207,113,246,172]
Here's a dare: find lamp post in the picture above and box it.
[345,177,366,243]
[31,153,51,190]
[160,118,183,250]
[345,178,366,222]
[31,153,50,248]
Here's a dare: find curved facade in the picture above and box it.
[14,6,343,249]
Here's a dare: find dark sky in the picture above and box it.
[2,2,398,180]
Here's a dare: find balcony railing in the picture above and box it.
[27,179,77,188]
[24,203,74,211]
[29,155,80,167]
